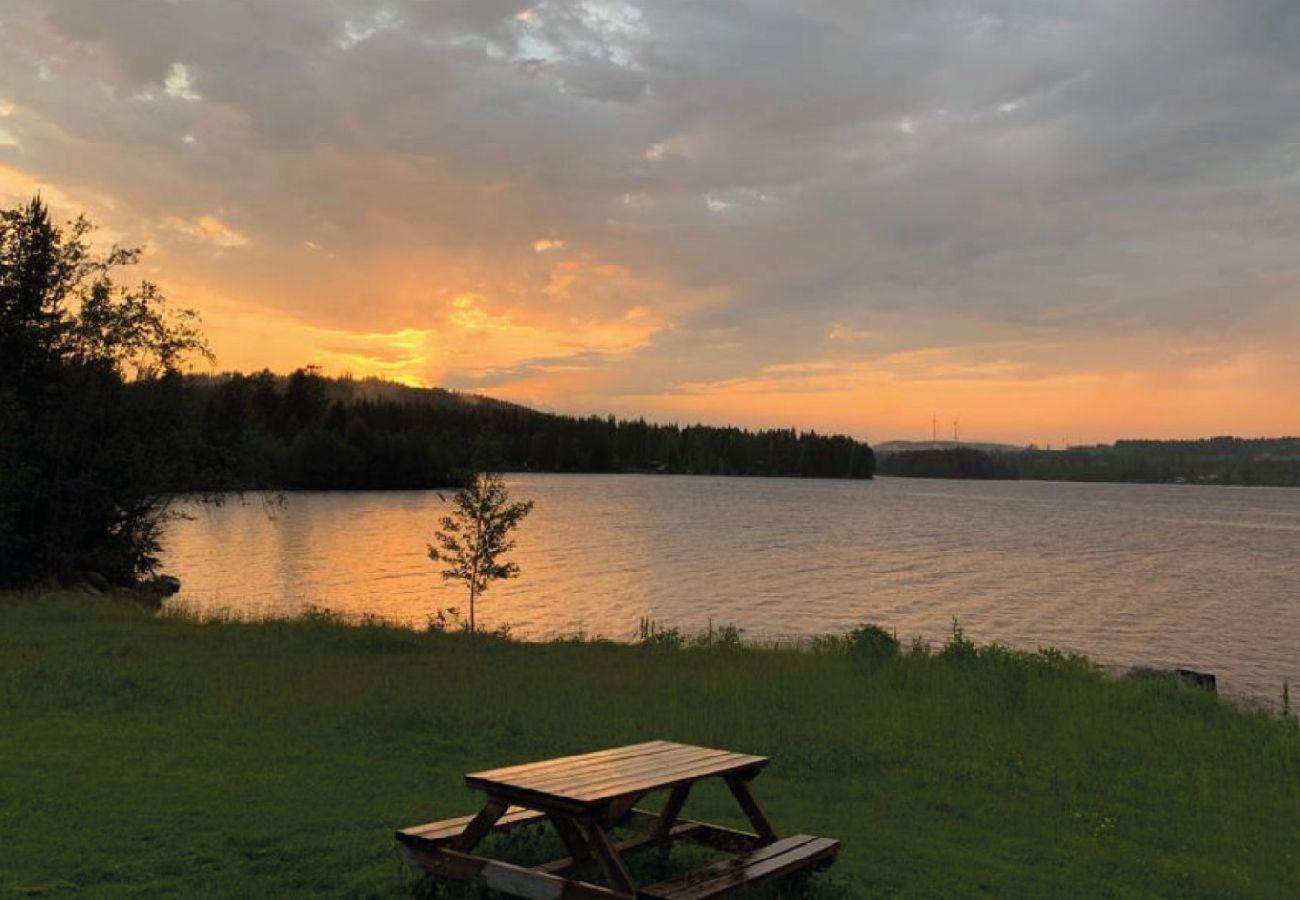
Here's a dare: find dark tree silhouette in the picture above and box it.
[0,197,213,587]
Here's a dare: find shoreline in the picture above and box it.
[36,586,1298,713]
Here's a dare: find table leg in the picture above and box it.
[549,814,593,869]
[605,790,648,827]
[724,774,778,845]
[452,800,508,852]
[582,820,638,895]
[653,783,693,840]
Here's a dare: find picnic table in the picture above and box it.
[396,740,839,899]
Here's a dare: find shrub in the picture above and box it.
[939,618,978,664]
[637,617,684,650]
[847,624,900,670]
[694,621,745,650]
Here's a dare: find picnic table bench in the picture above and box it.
[396,740,839,899]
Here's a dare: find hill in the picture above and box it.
[877,438,1300,486]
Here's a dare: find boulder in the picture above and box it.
[147,574,182,596]
[1130,666,1217,692]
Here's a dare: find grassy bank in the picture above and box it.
[1,593,1297,899]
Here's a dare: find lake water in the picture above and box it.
[161,474,1300,706]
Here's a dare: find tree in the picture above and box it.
[0,196,214,587]
[427,473,533,632]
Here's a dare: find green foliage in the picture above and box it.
[0,197,215,587]
[939,618,978,664]
[847,624,901,670]
[637,617,685,650]
[428,473,533,632]
[694,620,746,650]
[2,593,1298,898]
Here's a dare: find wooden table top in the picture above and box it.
[464,740,769,811]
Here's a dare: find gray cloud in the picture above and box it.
[2,0,1299,415]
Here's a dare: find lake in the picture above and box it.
[161,474,1300,706]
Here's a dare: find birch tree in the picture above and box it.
[428,473,533,632]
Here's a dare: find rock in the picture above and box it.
[1174,668,1217,691]
[1130,666,1217,692]
[147,574,182,596]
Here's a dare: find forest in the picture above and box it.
[184,369,877,489]
[878,440,1300,486]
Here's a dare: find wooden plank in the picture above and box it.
[481,754,768,814]
[567,755,768,803]
[684,836,839,898]
[549,814,593,869]
[398,805,545,845]
[604,791,648,827]
[468,743,770,803]
[504,743,710,784]
[723,775,777,844]
[466,741,676,784]
[653,783,692,841]
[397,844,633,900]
[535,820,702,876]
[639,834,840,900]
[452,800,508,852]
[582,822,638,895]
[477,749,742,803]
[513,748,749,795]
[505,744,734,790]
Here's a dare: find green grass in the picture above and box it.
[1,593,1297,899]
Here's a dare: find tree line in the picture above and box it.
[878,441,1300,486]
[183,368,876,489]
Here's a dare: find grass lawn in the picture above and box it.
[1,592,1297,898]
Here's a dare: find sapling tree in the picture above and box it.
[428,472,533,632]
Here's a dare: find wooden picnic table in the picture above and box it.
[396,740,839,899]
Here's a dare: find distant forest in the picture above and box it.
[182,369,877,489]
[879,438,1300,486]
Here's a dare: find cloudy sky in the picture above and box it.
[2,1,1298,443]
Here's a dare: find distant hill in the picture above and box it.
[1109,436,1300,459]
[188,371,523,412]
[874,440,1024,456]
[877,436,1300,487]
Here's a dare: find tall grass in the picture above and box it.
[1,592,1297,898]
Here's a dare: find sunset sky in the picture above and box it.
[1,1,1298,444]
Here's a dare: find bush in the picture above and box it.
[847,624,900,670]
[636,617,684,650]
[939,618,978,664]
